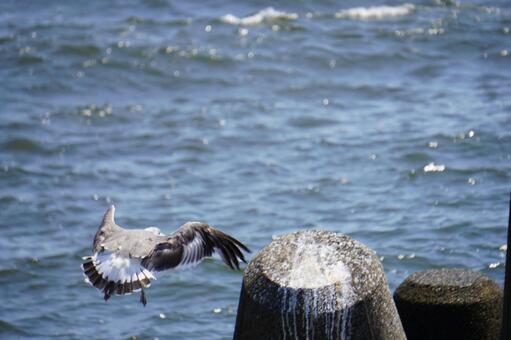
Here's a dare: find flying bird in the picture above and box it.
[82,206,250,306]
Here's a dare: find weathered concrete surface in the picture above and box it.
[234,230,405,340]
[394,268,502,340]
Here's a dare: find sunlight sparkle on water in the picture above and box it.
[424,163,445,172]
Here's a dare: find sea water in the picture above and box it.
[0,0,510,338]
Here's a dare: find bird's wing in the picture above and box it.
[141,222,250,272]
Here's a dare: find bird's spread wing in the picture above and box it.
[141,222,250,272]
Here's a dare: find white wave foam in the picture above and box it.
[221,7,298,26]
[335,4,415,20]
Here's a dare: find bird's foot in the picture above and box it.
[140,288,147,307]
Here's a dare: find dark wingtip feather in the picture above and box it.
[221,241,239,269]
[222,239,242,269]
[218,245,235,270]
[233,239,251,254]
[223,233,250,253]
[229,240,247,263]
[210,231,250,270]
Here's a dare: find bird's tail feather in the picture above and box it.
[81,255,153,301]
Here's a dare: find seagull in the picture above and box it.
[81,205,250,306]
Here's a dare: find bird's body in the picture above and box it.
[82,206,249,306]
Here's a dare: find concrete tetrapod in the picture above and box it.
[234,230,405,340]
[394,268,502,340]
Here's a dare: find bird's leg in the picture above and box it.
[140,287,147,306]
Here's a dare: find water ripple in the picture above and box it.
[0,0,510,338]
[1,138,50,155]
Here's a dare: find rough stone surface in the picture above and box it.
[394,268,502,340]
[234,230,405,340]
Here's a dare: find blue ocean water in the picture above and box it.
[1,0,510,338]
